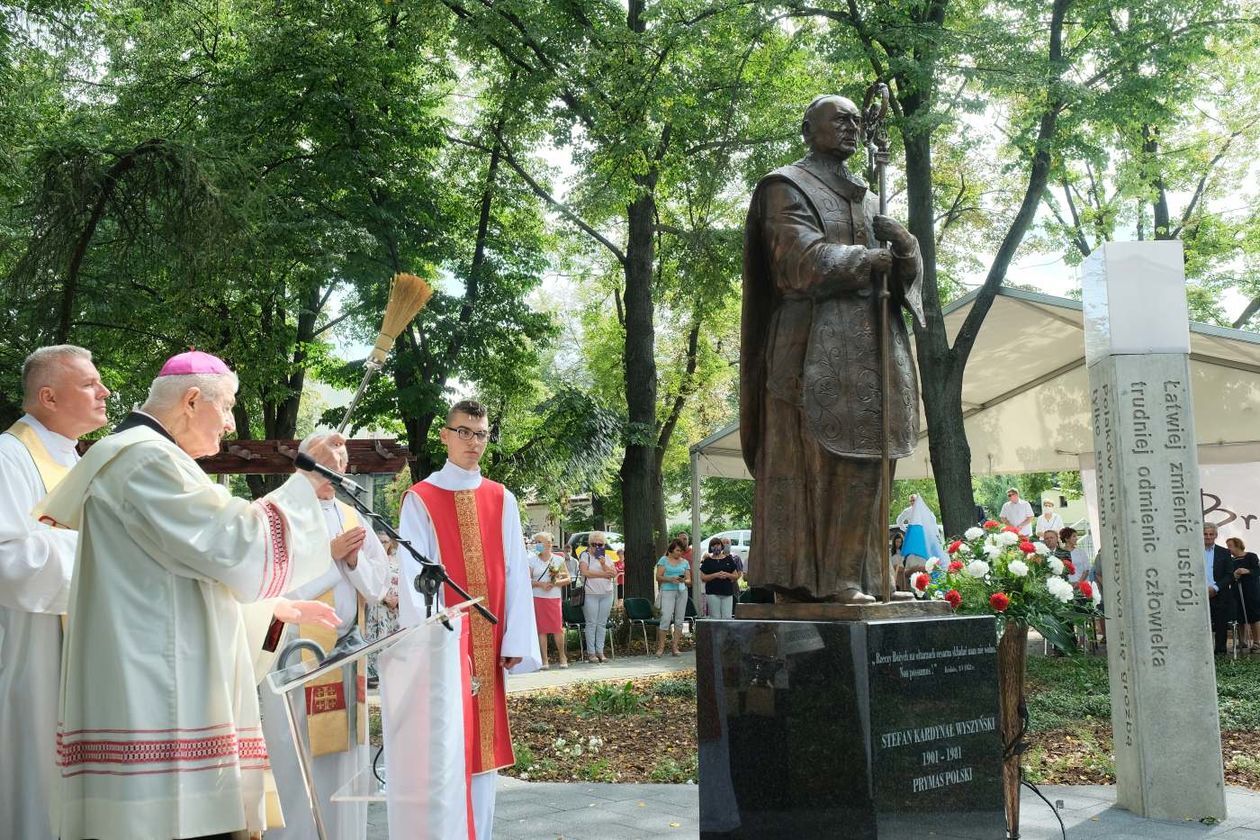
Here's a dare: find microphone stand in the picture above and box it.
[333,483,498,629]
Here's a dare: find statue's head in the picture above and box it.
[802,95,861,160]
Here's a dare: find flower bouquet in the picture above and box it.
[913,520,1100,650]
[547,556,568,583]
[913,520,1102,836]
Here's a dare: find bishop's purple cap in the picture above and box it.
[157,350,232,377]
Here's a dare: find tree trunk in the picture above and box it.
[904,125,979,536]
[620,189,660,600]
[997,622,1029,838]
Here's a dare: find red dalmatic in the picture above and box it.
[411,480,514,774]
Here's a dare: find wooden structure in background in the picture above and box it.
[80,438,411,476]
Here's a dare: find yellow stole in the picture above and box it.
[5,420,73,631]
[298,501,368,756]
[4,420,71,491]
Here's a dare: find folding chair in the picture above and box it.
[623,597,659,652]
[561,601,586,657]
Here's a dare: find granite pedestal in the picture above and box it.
[696,615,1005,839]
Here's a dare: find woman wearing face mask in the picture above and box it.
[528,531,571,669]
[700,539,740,619]
[579,531,618,663]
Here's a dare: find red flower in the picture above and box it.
[1064,559,1076,575]
[1003,526,1020,534]
[1077,580,1093,599]
[983,520,1000,529]
[989,592,1010,612]
[914,573,929,591]
[1018,541,1036,554]
[945,589,962,608]
[948,539,963,554]
[947,560,964,573]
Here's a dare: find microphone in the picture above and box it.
[294,452,367,495]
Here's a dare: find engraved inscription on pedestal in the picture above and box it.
[696,616,1004,839]
[1084,241,1226,822]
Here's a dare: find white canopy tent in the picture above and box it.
[688,286,1260,553]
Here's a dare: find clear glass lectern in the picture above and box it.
[264,598,482,840]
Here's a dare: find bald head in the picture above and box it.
[21,345,110,438]
[802,95,862,159]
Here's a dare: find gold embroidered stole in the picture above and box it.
[453,490,498,771]
[299,502,367,756]
[5,420,72,631]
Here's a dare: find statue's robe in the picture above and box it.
[740,153,924,600]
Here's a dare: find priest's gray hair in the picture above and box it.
[22,345,93,408]
[141,371,239,412]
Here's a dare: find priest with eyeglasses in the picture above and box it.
[392,398,540,840]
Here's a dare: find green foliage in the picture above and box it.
[582,682,646,716]
[648,755,698,784]
[578,758,618,782]
[651,677,697,700]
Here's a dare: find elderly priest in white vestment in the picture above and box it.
[35,350,342,840]
[0,345,109,839]
[261,432,389,840]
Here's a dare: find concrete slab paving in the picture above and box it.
[364,780,1260,839]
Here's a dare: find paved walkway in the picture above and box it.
[366,781,1260,838]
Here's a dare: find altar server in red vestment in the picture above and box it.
[397,399,540,839]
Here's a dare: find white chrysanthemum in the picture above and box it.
[1047,556,1065,576]
[1008,559,1029,578]
[984,544,1003,559]
[965,527,984,541]
[1033,541,1050,556]
[997,531,1020,546]
[925,557,942,572]
[966,560,991,578]
[1091,586,1102,606]
[1046,576,1074,603]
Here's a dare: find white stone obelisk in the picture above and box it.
[1083,240,1226,821]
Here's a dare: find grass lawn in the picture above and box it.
[1022,653,1260,789]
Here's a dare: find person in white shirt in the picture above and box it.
[0,345,109,839]
[1035,499,1064,537]
[999,488,1035,536]
[395,399,540,840]
[261,433,389,840]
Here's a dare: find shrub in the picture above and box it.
[583,682,645,715]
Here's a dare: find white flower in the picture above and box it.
[1046,576,1074,603]
[965,527,984,541]
[1091,587,1102,606]
[925,557,941,572]
[997,531,1019,546]
[1033,541,1050,556]
[1008,559,1029,578]
[966,560,991,578]
[984,544,1003,559]
[1047,557,1065,576]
